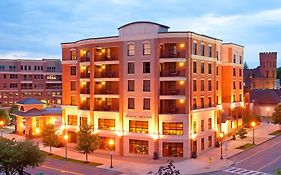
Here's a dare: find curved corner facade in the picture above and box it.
[61,21,244,158]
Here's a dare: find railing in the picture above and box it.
[94,72,118,78]
[160,71,185,77]
[80,89,90,94]
[95,54,119,61]
[94,89,119,94]
[160,51,185,58]
[80,73,90,78]
[160,89,185,95]
[159,108,185,114]
[80,56,90,62]
[94,105,119,111]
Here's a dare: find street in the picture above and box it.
[204,135,281,175]
[26,157,121,175]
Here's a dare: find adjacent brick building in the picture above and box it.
[0,59,62,107]
[61,21,244,158]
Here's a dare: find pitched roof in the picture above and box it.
[17,98,45,105]
[250,89,281,105]
[12,108,61,117]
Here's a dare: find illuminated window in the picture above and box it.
[67,115,77,125]
[208,118,212,129]
[163,142,183,157]
[80,117,87,126]
[163,122,183,135]
[129,139,148,154]
[71,96,77,106]
[98,118,115,130]
[129,120,148,133]
[193,121,197,133]
[201,120,204,132]
[143,43,151,55]
[128,44,135,56]
[71,50,77,60]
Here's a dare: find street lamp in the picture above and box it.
[191,134,197,158]
[0,121,4,137]
[251,121,256,144]
[109,139,114,168]
[64,134,69,159]
[35,128,40,147]
[219,132,224,159]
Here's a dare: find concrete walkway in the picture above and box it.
[2,122,279,175]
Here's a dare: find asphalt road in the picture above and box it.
[204,135,281,175]
[26,157,121,175]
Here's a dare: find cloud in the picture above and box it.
[0,51,60,60]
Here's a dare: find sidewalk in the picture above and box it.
[2,122,279,175]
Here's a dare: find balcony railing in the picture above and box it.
[80,56,90,62]
[94,105,119,112]
[95,54,119,62]
[94,72,118,78]
[80,89,90,94]
[80,105,90,110]
[160,89,185,95]
[94,89,118,94]
[159,107,185,114]
[160,71,185,77]
[160,51,185,58]
[80,73,90,78]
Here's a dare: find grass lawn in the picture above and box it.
[269,130,281,136]
[42,151,102,166]
[235,143,256,150]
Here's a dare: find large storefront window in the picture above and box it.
[68,115,77,125]
[98,137,115,150]
[163,142,183,157]
[98,118,115,130]
[163,122,183,135]
[129,120,148,133]
[129,139,149,155]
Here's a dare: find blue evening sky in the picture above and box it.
[0,0,280,68]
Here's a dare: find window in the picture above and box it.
[71,81,76,91]
[128,44,135,56]
[143,98,150,110]
[68,115,78,125]
[71,96,77,105]
[163,122,183,135]
[239,69,242,77]
[208,136,212,148]
[143,80,150,92]
[193,121,197,133]
[71,50,77,60]
[233,54,236,63]
[201,138,204,150]
[163,142,183,157]
[143,43,151,55]
[193,42,197,55]
[216,66,219,75]
[239,56,242,64]
[208,45,212,57]
[239,94,242,101]
[70,66,76,75]
[129,139,148,155]
[201,97,204,108]
[193,98,197,109]
[193,62,197,73]
[193,80,197,91]
[201,62,204,74]
[233,68,236,76]
[99,137,115,150]
[208,80,211,91]
[129,120,148,133]
[208,63,212,74]
[98,118,115,130]
[208,118,212,129]
[233,81,236,89]
[233,94,236,102]
[128,62,134,74]
[208,97,211,107]
[143,62,150,73]
[128,98,135,109]
[125,80,133,92]
[239,81,242,89]
[201,80,204,91]
[217,95,219,105]
[80,117,87,126]
[216,81,219,90]
[201,120,204,132]
[200,43,205,56]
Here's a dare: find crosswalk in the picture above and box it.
[223,167,271,175]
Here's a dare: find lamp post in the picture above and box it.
[219,132,224,159]
[109,139,114,168]
[251,121,256,144]
[0,121,4,137]
[64,134,69,159]
[35,128,40,147]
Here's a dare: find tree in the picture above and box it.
[237,128,247,146]
[272,104,281,130]
[244,62,249,69]
[41,124,60,154]
[243,114,261,128]
[147,160,180,175]
[275,168,281,175]
[0,137,45,175]
[0,109,9,125]
[9,105,18,125]
[76,124,99,162]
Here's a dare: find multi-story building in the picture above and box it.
[61,21,244,158]
[0,59,62,107]
[244,52,278,91]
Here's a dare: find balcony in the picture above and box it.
[160,81,185,95]
[80,82,90,94]
[79,97,90,110]
[94,64,119,79]
[160,43,186,58]
[160,62,185,79]
[94,98,119,112]
[159,99,186,114]
[80,50,91,62]
[95,81,119,94]
[95,47,119,62]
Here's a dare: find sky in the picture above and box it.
[0,0,281,68]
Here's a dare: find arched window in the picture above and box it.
[193,41,197,55]
[200,42,205,56]
[208,44,212,57]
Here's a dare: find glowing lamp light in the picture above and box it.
[101,49,106,53]
[101,65,106,69]
[180,81,184,85]
[35,128,40,135]
[180,99,185,104]
[219,132,224,138]
[191,134,197,140]
[152,134,159,140]
[102,97,106,101]
[101,81,106,85]
[64,134,69,141]
[109,139,114,146]
[266,107,270,112]
[180,43,185,48]
[179,62,184,67]
[0,121,4,126]
[251,121,256,127]
[116,131,123,137]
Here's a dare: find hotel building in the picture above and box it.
[0,59,62,107]
[61,21,244,158]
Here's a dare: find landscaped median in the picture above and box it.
[235,143,256,150]
[269,130,281,136]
